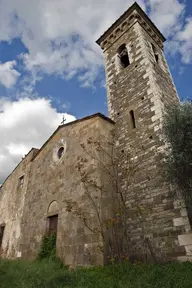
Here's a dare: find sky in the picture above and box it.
[0,0,192,183]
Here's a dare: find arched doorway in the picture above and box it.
[47,201,59,236]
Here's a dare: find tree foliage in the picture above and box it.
[64,134,159,264]
[163,102,192,205]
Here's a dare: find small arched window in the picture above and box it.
[151,43,159,63]
[117,44,130,68]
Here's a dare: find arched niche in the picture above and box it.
[47,200,59,215]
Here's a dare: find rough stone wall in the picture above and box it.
[20,116,114,267]
[0,149,37,258]
[100,9,192,261]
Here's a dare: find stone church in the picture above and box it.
[1,2,192,266]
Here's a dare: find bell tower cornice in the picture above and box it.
[96,2,165,51]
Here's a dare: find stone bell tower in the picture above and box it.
[97,2,192,261]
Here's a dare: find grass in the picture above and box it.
[1,259,192,288]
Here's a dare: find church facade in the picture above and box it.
[1,2,192,266]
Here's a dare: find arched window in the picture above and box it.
[47,201,59,236]
[151,43,159,63]
[117,44,130,68]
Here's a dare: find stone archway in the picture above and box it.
[47,201,59,236]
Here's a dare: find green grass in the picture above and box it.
[1,259,192,288]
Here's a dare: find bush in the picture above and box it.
[37,233,57,261]
[163,102,192,205]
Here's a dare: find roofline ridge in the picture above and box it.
[31,113,114,162]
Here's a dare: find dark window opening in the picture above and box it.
[151,43,159,63]
[57,147,64,159]
[117,44,130,68]
[46,215,58,254]
[155,54,159,62]
[0,225,5,248]
[130,110,136,129]
[48,214,58,236]
[18,175,24,190]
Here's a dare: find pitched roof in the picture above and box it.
[0,113,114,189]
[31,113,114,161]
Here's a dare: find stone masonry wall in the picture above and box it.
[99,8,192,261]
[20,116,114,267]
[0,149,37,258]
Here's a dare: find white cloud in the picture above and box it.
[177,17,192,63]
[0,0,191,88]
[149,0,185,36]
[0,0,146,87]
[149,0,192,65]
[0,98,76,183]
[0,1,191,183]
[0,61,20,88]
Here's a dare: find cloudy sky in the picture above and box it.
[0,0,192,183]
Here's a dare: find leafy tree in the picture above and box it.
[163,101,192,208]
[64,134,159,264]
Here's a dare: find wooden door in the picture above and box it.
[0,226,5,247]
[48,215,58,236]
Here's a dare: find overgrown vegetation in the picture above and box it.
[37,233,57,261]
[64,134,156,264]
[64,130,170,264]
[163,102,192,206]
[1,260,192,288]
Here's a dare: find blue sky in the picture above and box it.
[0,38,107,118]
[0,0,192,182]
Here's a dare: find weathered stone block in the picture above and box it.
[177,256,192,262]
[173,217,188,227]
[178,234,192,246]
[180,208,188,217]
[185,245,192,256]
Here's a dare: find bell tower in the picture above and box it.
[96,2,179,126]
[97,2,192,261]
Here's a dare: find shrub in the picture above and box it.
[37,233,57,261]
[163,102,192,206]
